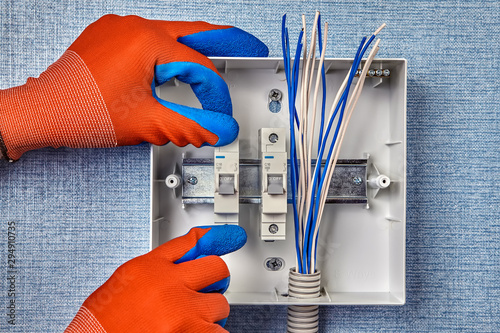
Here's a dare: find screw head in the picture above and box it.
[375,69,383,76]
[269,89,282,101]
[352,176,363,185]
[368,69,376,77]
[383,69,391,76]
[268,133,279,143]
[269,224,279,234]
[265,257,284,271]
[187,176,198,185]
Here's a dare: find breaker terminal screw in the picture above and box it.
[269,133,279,143]
[383,69,391,76]
[269,224,279,234]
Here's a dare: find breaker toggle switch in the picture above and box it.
[219,175,236,195]
[267,175,284,195]
[259,128,287,241]
[214,138,239,224]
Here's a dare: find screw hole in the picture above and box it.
[269,100,281,113]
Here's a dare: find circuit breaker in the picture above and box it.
[214,138,239,224]
[259,128,287,241]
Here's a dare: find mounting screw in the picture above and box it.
[187,176,198,185]
[265,257,284,271]
[383,69,391,77]
[269,133,279,143]
[269,223,279,234]
[268,89,282,101]
[352,176,363,185]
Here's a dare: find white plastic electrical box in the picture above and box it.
[151,57,407,305]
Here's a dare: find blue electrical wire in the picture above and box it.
[291,33,302,187]
[282,15,308,273]
[293,32,305,273]
[291,33,305,273]
[287,23,305,273]
[282,15,300,270]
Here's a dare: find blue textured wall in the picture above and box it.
[1,1,498,332]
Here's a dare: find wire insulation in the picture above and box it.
[282,13,385,275]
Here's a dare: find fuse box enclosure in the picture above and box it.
[151,57,407,305]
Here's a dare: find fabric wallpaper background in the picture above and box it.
[0,0,498,331]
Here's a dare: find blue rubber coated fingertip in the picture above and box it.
[178,27,269,57]
[176,225,247,263]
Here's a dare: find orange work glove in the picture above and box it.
[65,225,247,333]
[0,14,268,161]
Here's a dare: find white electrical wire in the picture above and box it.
[297,15,307,231]
[306,12,320,112]
[304,11,320,194]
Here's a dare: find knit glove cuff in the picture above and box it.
[65,306,107,333]
[0,50,117,161]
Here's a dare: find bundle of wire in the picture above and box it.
[282,12,385,275]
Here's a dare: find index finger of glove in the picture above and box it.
[151,225,247,263]
[155,21,269,57]
[177,255,230,293]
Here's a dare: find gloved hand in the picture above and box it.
[0,14,268,161]
[65,225,247,333]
